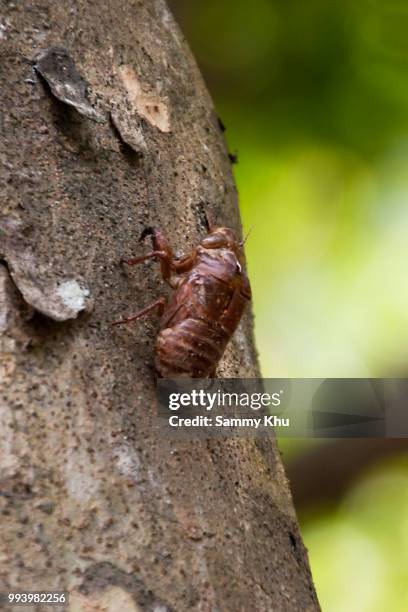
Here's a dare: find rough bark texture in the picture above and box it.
[0,1,319,610]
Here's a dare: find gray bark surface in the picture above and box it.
[0,1,319,610]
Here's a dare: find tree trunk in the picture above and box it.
[0,1,319,610]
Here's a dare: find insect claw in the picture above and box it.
[140,226,156,242]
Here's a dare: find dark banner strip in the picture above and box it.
[154,379,408,438]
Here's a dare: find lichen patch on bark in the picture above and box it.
[69,587,142,612]
[119,65,171,133]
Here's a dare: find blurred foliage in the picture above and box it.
[174,0,408,155]
[303,455,408,611]
[169,0,408,609]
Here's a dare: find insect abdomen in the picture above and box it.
[155,317,230,377]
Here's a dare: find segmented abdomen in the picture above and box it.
[155,317,230,377]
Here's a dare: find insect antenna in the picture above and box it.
[240,225,254,247]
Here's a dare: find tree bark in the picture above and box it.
[0,1,319,610]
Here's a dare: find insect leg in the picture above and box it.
[140,227,174,282]
[139,227,196,285]
[112,297,166,326]
[122,250,168,266]
[125,227,195,287]
[172,253,196,273]
[205,210,215,232]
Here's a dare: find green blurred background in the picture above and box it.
[169,0,408,609]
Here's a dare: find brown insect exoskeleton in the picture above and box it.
[113,221,251,377]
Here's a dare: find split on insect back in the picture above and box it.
[113,222,251,378]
